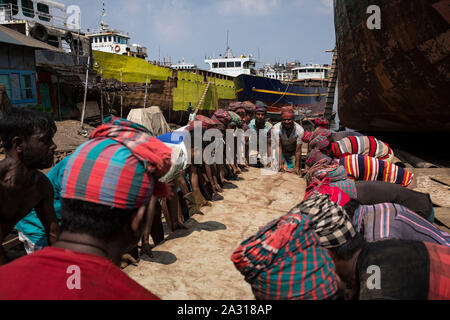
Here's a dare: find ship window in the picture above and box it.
[108,36,112,42]
[212,63,218,68]
[227,62,234,68]
[235,61,241,67]
[219,62,225,68]
[315,69,321,72]
[114,36,118,43]
[21,0,34,18]
[2,0,19,15]
[120,37,127,44]
[37,3,50,21]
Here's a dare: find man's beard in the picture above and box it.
[23,152,54,169]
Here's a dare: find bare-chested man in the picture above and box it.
[0,107,59,264]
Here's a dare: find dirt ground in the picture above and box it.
[124,168,306,300]
[54,120,96,151]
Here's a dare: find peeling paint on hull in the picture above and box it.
[335,0,450,132]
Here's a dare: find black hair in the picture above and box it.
[342,199,361,218]
[332,232,365,261]
[61,198,138,240]
[0,107,57,149]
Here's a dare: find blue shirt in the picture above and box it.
[15,157,69,247]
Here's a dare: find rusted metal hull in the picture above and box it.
[335,0,450,132]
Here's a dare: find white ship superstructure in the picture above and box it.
[86,1,147,59]
[292,64,330,80]
[205,45,256,77]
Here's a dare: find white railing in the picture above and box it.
[0,3,84,32]
[0,4,13,22]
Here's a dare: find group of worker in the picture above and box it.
[0,102,448,300]
[232,116,450,300]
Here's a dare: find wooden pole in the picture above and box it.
[120,70,123,118]
[57,76,62,121]
[100,67,104,122]
[80,55,90,130]
[144,72,149,108]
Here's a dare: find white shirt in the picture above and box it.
[272,122,304,153]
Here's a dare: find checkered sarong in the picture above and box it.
[231,213,339,300]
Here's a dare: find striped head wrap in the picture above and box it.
[309,135,330,150]
[211,109,232,127]
[338,154,414,187]
[90,117,172,177]
[61,118,173,208]
[292,193,357,248]
[231,213,339,300]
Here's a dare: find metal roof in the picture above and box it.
[0,25,63,52]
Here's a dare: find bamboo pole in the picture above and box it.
[120,70,123,118]
[80,55,91,130]
[144,72,149,108]
[100,67,104,122]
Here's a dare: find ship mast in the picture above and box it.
[100,0,109,31]
[225,30,232,58]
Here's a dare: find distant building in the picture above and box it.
[0,24,61,108]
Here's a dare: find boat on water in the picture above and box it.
[334,0,450,133]
[234,64,330,121]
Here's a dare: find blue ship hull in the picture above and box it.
[234,74,328,112]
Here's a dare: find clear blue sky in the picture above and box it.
[61,0,335,69]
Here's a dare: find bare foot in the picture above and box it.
[140,243,154,258]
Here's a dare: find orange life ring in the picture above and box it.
[114,45,121,53]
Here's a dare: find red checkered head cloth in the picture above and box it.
[211,109,232,127]
[228,102,242,112]
[315,117,330,129]
[241,101,256,113]
[188,115,218,132]
[309,135,330,150]
[61,117,173,208]
[306,149,332,167]
[302,130,313,143]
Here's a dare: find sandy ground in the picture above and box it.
[125,167,306,300]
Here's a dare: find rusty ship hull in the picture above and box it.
[334,0,450,132]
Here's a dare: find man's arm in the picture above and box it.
[295,143,302,176]
[34,174,60,245]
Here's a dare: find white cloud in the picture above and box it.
[217,0,280,17]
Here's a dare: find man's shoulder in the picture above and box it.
[0,247,160,300]
[294,122,305,132]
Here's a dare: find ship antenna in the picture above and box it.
[225,30,232,58]
[100,0,109,31]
